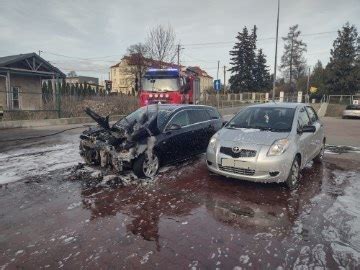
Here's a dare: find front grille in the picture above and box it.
[218,164,256,176]
[219,147,257,158]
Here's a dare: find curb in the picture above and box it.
[0,105,247,130]
[0,115,125,129]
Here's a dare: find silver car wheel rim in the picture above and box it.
[143,155,159,177]
[291,161,299,185]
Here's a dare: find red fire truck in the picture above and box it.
[139,68,200,107]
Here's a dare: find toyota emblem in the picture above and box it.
[232,146,241,153]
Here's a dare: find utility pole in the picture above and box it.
[289,33,294,95]
[306,67,311,103]
[272,0,280,102]
[223,65,226,94]
[177,44,181,72]
[217,60,220,80]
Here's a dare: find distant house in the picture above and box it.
[66,76,99,85]
[0,53,65,111]
[186,66,213,94]
[110,56,181,94]
[110,56,213,95]
[65,76,104,91]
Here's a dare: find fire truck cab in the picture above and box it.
[139,68,200,107]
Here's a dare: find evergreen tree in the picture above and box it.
[41,81,49,103]
[65,83,71,95]
[325,22,360,95]
[87,85,93,95]
[47,80,53,101]
[253,49,271,91]
[70,84,75,96]
[310,60,327,97]
[229,26,258,92]
[79,83,84,97]
[83,82,88,96]
[280,25,307,89]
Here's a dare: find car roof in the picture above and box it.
[144,104,216,112]
[249,102,303,109]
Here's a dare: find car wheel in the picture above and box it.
[286,157,300,190]
[133,153,159,178]
[314,141,325,163]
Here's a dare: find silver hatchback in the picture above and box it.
[206,103,325,189]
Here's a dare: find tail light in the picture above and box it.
[149,94,153,98]
[165,94,169,98]
[160,94,164,98]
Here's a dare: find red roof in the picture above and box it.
[111,55,213,79]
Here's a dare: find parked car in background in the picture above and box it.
[80,104,223,178]
[206,103,325,189]
[342,104,360,119]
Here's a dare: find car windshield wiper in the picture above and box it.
[248,126,273,131]
[250,126,290,132]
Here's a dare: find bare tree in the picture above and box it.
[126,43,149,92]
[146,24,177,65]
[67,70,77,77]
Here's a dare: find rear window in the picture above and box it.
[346,105,360,110]
[188,109,211,124]
[207,108,221,119]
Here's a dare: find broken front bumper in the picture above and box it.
[80,139,137,172]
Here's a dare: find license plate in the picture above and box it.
[221,158,234,167]
[222,158,253,169]
[234,160,252,169]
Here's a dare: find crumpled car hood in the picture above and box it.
[218,128,289,146]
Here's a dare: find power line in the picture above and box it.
[182,30,337,47]
[42,51,122,62]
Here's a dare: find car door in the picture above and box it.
[156,109,195,163]
[187,109,213,153]
[305,106,324,158]
[297,106,314,165]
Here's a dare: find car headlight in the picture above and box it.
[267,139,290,156]
[209,133,219,151]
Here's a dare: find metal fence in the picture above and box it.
[1,87,138,121]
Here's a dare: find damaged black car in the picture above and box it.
[80,104,223,178]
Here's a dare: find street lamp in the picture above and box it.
[272,0,280,102]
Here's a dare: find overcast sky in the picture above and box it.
[0,0,359,82]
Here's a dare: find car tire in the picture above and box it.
[133,153,159,179]
[313,141,325,163]
[286,157,300,190]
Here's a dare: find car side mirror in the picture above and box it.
[301,125,316,133]
[166,123,181,131]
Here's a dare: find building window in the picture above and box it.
[12,87,20,109]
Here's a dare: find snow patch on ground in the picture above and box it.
[322,170,360,268]
[0,141,82,184]
[140,251,153,264]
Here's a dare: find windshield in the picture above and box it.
[142,77,180,92]
[346,105,360,110]
[115,105,174,129]
[226,107,295,132]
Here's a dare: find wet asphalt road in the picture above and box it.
[1,117,360,269]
